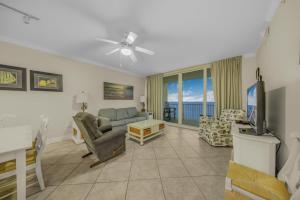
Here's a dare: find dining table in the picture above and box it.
[0,125,32,200]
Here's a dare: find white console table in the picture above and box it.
[231,122,280,176]
[0,125,32,200]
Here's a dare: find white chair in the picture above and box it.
[0,115,48,198]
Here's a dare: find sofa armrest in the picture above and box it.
[98,116,111,127]
[93,128,125,145]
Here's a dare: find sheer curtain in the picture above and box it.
[146,74,163,120]
[211,56,242,117]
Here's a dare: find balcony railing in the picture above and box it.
[164,102,215,126]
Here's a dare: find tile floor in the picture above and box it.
[26,125,232,200]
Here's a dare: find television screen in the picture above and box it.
[247,84,257,126]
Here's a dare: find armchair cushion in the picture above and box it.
[94,127,126,145]
[98,124,112,133]
[81,113,103,139]
[220,109,246,122]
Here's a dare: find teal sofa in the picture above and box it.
[98,107,148,128]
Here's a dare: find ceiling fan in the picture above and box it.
[96,32,154,63]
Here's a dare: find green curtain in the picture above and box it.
[146,74,163,120]
[211,56,242,117]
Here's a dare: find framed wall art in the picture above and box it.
[103,82,133,100]
[0,64,27,91]
[30,70,63,92]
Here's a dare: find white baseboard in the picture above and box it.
[46,135,72,144]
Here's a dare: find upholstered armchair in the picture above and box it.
[199,109,246,146]
[73,112,126,168]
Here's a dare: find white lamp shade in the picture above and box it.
[140,96,145,103]
[76,91,88,103]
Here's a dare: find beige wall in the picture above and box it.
[256,0,300,169]
[0,41,145,142]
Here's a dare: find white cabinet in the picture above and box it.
[231,122,280,176]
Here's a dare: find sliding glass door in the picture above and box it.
[182,70,204,126]
[163,75,178,123]
[163,66,215,127]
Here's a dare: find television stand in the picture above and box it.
[231,121,280,176]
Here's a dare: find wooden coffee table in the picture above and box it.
[127,119,165,145]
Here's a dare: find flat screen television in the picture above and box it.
[247,81,265,135]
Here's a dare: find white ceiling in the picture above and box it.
[0,0,275,76]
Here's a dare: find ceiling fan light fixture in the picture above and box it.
[121,48,132,56]
[126,32,137,44]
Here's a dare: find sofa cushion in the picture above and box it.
[99,108,117,121]
[127,107,138,118]
[125,118,137,124]
[116,108,129,120]
[133,116,147,122]
[111,120,126,127]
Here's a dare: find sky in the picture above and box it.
[167,77,215,102]
[247,85,257,106]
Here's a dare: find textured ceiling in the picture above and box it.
[0,0,275,76]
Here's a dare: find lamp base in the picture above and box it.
[81,103,87,112]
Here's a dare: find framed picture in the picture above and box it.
[30,70,63,92]
[104,82,133,100]
[0,64,27,91]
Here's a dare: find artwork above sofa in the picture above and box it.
[98,107,148,128]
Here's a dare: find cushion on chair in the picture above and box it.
[98,124,112,133]
[220,109,246,122]
[227,161,291,200]
[81,113,103,139]
[99,108,117,121]
[127,107,138,118]
[0,147,36,174]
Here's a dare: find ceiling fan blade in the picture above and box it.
[126,32,138,44]
[135,46,154,55]
[96,37,119,45]
[129,53,137,63]
[106,48,120,55]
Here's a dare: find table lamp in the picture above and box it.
[76,91,88,112]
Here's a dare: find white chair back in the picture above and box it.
[278,131,300,194]
[35,115,48,153]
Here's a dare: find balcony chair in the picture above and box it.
[0,115,48,198]
[224,131,300,200]
[199,109,245,146]
[73,112,126,168]
[163,102,176,121]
